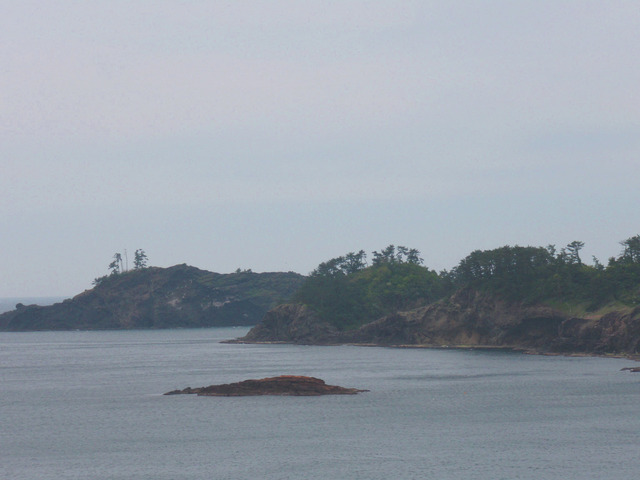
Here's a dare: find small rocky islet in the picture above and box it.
[164,375,368,396]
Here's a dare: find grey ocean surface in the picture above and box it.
[1,327,639,480]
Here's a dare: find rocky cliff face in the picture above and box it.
[0,265,304,331]
[237,304,341,344]
[235,289,640,355]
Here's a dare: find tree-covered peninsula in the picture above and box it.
[0,265,304,331]
[238,236,640,355]
[292,246,448,330]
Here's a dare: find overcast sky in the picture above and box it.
[2,1,639,297]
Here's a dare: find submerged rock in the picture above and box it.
[165,375,368,396]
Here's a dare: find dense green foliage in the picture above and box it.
[197,269,304,309]
[446,235,640,309]
[293,245,449,330]
[294,237,640,329]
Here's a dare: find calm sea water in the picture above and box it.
[1,327,639,480]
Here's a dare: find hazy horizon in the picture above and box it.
[2,1,639,297]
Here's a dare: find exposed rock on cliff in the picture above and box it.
[0,265,304,331]
[165,375,368,396]
[234,304,341,344]
[235,289,640,355]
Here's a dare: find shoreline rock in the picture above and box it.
[165,375,368,396]
[231,290,640,357]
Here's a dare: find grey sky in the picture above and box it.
[2,1,639,297]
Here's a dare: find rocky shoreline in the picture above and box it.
[229,289,640,358]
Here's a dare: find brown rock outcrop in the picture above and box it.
[235,289,640,355]
[231,304,340,344]
[164,375,368,396]
[342,289,573,350]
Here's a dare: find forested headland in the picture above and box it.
[290,236,640,332]
[0,265,304,331]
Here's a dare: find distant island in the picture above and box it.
[233,238,640,357]
[0,264,303,331]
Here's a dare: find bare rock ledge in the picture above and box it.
[165,375,368,396]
